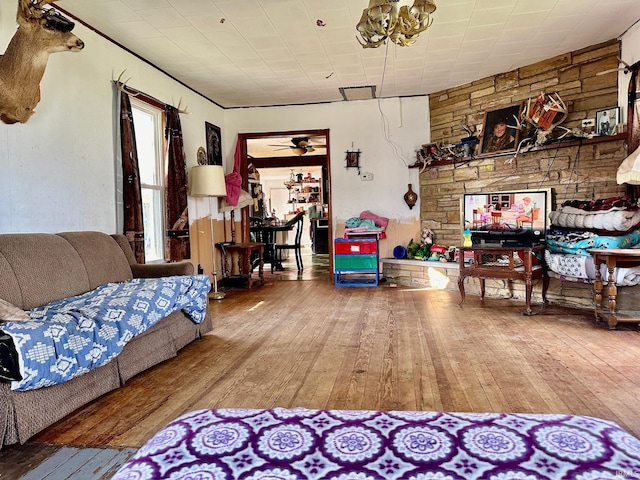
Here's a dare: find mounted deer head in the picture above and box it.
[0,0,84,124]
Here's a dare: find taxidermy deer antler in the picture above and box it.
[507,92,568,164]
[0,1,85,124]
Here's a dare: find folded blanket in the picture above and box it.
[546,228,640,255]
[545,251,640,286]
[549,207,640,232]
[1,275,210,391]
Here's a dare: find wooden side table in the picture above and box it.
[458,244,548,315]
[216,242,264,288]
[587,248,640,329]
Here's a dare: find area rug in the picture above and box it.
[112,407,640,479]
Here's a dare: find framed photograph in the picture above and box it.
[478,103,523,155]
[205,122,222,165]
[345,150,360,168]
[596,107,620,136]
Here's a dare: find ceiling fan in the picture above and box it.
[269,136,327,155]
[596,57,632,76]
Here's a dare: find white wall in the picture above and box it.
[224,97,428,230]
[3,0,636,257]
[0,3,224,234]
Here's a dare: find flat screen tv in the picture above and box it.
[460,188,553,246]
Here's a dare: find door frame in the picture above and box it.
[238,129,333,277]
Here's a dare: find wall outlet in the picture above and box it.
[361,172,373,181]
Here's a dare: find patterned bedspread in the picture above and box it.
[546,228,640,255]
[112,407,640,480]
[1,275,210,391]
[544,250,640,286]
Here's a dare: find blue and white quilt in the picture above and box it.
[1,275,210,391]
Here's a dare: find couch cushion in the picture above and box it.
[0,253,22,308]
[0,234,91,310]
[57,232,133,289]
[0,299,29,321]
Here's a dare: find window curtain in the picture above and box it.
[628,62,640,154]
[119,90,145,264]
[627,62,640,200]
[164,105,190,261]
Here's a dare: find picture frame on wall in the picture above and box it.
[596,107,620,136]
[205,122,222,165]
[478,103,522,155]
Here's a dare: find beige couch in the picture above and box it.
[0,231,212,448]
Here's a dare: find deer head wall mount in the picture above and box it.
[0,0,84,124]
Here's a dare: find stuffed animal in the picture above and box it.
[420,228,434,246]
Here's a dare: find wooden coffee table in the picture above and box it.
[458,244,548,316]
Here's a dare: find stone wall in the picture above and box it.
[404,39,640,315]
[422,40,627,247]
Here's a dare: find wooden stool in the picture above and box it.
[216,242,264,288]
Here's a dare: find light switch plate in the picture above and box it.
[361,172,373,181]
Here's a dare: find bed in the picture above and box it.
[112,407,640,479]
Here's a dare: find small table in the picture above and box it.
[216,242,264,288]
[587,248,640,329]
[458,244,548,315]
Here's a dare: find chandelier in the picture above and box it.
[356,0,436,48]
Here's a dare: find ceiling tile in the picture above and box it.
[56,0,640,108]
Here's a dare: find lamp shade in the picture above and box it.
[616,145,640,185]
[189,165,227,197]
[218,189,253,213]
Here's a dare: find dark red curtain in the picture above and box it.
[120,91,145,264]
[627,62,640,200]
[164,105,190,261]
[628,63,640,154]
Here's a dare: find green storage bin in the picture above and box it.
[334,254,377,270]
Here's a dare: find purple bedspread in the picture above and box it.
[112,408,640,479]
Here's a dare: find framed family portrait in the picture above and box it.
[478,103,522,155]
[205,122,222,165]
[596,107,620,136]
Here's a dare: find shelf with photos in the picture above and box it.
[410,132,627,170]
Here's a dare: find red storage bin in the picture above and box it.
[334,238,377,255]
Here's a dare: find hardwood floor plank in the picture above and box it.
[20,280,640,455]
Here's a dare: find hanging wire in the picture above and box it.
[537,143,560,190]
[377,40,411,169]
[563,139,583,201]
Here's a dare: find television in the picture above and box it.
[460,188,553,246]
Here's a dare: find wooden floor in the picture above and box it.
[3,268,640,478]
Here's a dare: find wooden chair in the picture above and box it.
[472,209,483,228]
[275,212,305,272]
[517,207,540,229]
[491,211,503,228]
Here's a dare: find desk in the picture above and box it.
[250,223,293,272]
[458,244,548,315]
[216,242,264,288]
[587,248,640,329]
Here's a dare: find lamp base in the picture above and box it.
[209,291,226,300]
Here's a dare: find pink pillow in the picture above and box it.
[359,210,389,230]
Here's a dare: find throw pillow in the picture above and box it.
[359,210,389,230]
[0,298,30,321]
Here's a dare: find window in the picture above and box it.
[131,99,165,262]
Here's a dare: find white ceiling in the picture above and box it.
[55,0,640,109]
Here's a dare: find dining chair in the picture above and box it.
[275,212,305,272]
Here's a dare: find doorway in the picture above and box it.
[238,129,332,279]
